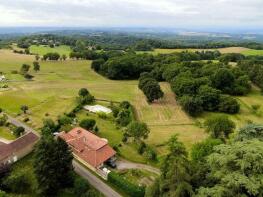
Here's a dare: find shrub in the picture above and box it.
[119,101,131,109]
[97,112,108,119]
[0,114,7,126]
[116,109,132,127]
[204,115,236,140]
[13,126,25,137]
[73,177,90,196]
[251,104,261,113]
[108,171,145,197]
[23,117,30,122]
[11,70,18,74]
[111,105,120,118]
[180,96,203,116]
[72,104,82,113]
[143,146,157,161]
[218,95,240,114]
[138,141,146,154]
[3,171,31,193]
[79,119,96,130]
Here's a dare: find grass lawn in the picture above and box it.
[29,45,72,56]
[241,49,263,56]
[116,169,158,187]
[0,126,16,140]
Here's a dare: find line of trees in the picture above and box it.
[138,73,164,103]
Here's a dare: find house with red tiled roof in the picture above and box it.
[0,132,39,164]
[59,127,116,175]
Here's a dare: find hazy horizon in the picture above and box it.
[0,0,262,34]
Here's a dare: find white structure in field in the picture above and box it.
[0,75,6,82]
[84,105,112,114]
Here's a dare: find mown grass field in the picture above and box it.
[29,45,72,56]
[0,48,262,160]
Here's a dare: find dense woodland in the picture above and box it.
[11,33,263,51]
[90,50,253,116]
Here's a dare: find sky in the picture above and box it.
[0,0,262,31]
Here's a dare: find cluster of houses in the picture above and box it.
[0,126,116,179]
[1,105,116,178]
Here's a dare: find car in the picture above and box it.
[106,158,117,168]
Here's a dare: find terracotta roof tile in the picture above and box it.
[59,127,116,168]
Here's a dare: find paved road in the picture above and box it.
[116,159,161,175]
[73,160,122,197]
[6,114,40,137]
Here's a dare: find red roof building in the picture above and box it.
[59,127,116,169]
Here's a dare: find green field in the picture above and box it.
[241,49,263,56]
[139,47,263,56]
[0,48,262,160]
[29,45,72,56]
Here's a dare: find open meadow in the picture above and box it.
[29,45,72,56]
[1,47,263,160]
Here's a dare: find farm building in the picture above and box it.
[84,105,112,114]
[0,132,39,164]
[59,127,116,179]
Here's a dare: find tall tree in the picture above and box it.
[34,136,73,195]
[33,61,40,72]
[204,115,235,140]
[148,135,193,197]
[196,140,263,197]
[125,121,150,141]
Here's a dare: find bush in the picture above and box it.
[143,146,157,161]
[204,115,236,140]
[0,114,7,126]
[0,190,7,197]
[180,96,203,116]
[23,117,30,122]
[13,126,25,137]
[138,141,146,154]
[97,112,108,119]
[119,101,131,109]
[79,119,96,130]
[108,171,145,197]
[111,105,120,118]
[73,177,90,196]
[11,70,18,74]
[116,109,132,127]
[218,95,240,114]
[3,171,31,193]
